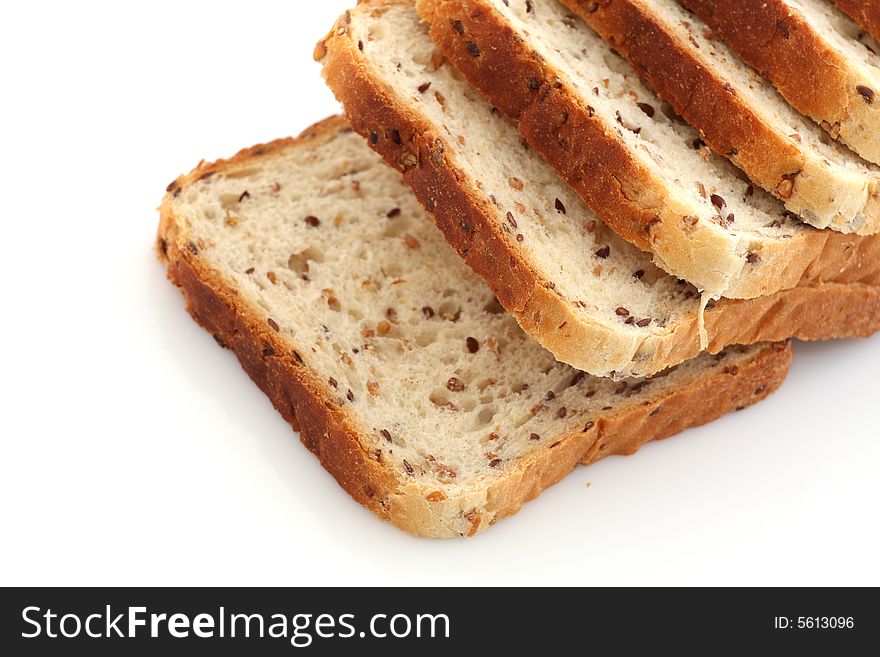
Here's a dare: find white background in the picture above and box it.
[2,0,878,587]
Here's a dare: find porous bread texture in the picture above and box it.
[319,0,880,377]
[163,124,679,472]
[562,0,880,235]
[834,0,880,41]
[158,116,793,538]
[414,0,820,300]
[681,0,880,165]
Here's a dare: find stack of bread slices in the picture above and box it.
[158,0,880,538]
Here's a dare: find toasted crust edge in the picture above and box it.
[681,0,880,165]
[560,0,880,235]
[158,116,794,538]
[834,0,880,42]
[321,0,880,376]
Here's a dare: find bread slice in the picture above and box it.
[158,116,793,538]
[681,0,880,165]
[834,0,880,41]
[559,0,880,235]
[318,0,880,377]
[414,0,880,299]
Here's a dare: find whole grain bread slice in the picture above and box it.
[681,0,880,165]
[318,0,880,377]
[415,0,880,298]
[560,0,880,235]
[158,116,793,538]
[834,0,880,41]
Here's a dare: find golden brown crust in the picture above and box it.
[158,116,793,538]
[674,282,880,368]
[559,0,880,235]
[681,0,880,165]
[320,0,880,376]
[834,0,880,41]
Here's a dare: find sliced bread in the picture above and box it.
[681,0,880,165]
[560,0,880,235]
[415,0,880,298]
[419,0,821,298]
[318,0,880,377]
[158,116,793,538]
[834,0,880,41]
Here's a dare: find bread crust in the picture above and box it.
[681,0,880,165]
[834,0,880,41]
[320,0,880,376]
[158,116,793,538]
[558,0,880,235]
